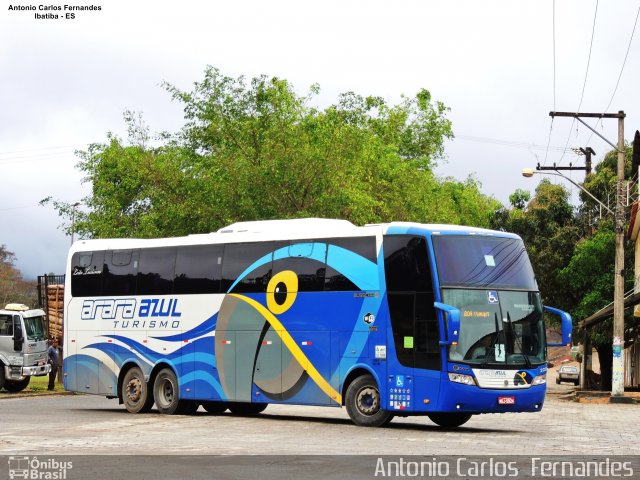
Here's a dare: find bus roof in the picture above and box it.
[68,219,520,253]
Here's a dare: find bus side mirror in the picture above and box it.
[13,322,24,352]
[434,302,460,345]
[544,306,572,347]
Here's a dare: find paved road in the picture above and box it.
[0,392,637,456]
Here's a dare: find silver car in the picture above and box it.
[556,365,579,385]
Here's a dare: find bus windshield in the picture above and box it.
[444,289,546,366]
[432,235,537,290]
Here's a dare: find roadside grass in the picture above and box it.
[0,373,65,397]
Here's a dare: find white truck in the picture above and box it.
[0,304,51,392]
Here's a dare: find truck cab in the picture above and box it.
[0,304,51,392]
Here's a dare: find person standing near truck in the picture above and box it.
[47,338,59,391]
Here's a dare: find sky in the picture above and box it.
[1,0,639,280]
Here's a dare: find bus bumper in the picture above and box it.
[436,382,546,413]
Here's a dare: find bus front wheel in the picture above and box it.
[345,374,393,427]
[427,412,472,428]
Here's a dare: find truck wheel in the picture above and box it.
[228,402,267,415]
[3,378,30,393]
[153,368,182,415]
[427,412,472,428]
[345,374,393,427]
[202,401,228,414]
[122,367,153,413]
[0,363,5,390]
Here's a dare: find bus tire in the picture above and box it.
[122,367,153,413]
[3,378,30,393]
[201,401,228,414]
[153,368,181,415]
[228,402,267,415]
[345,374,393,427]
[427,412,472,428]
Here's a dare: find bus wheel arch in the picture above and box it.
[118,362,153,413]
[341,367,376,406]
[343,371,393,427]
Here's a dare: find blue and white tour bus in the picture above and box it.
[63,219,572,427]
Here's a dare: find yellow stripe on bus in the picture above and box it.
[229,293,343,404]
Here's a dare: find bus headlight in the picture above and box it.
[448,372,477,386]
[532,374,546,386]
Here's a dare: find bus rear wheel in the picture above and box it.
[153,368,183,415]
[345,374,393,427]
[122,367,153,413]
[3,378,30,393]
[427,412,472,428]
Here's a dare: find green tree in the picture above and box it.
[46,67,500,238]
[0,246,36,307]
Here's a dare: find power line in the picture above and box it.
[604,3,640,113]
[544,0,557,168]
[558,0,600,167]
[586,3,640,146]
[0,143,89,157]
[454,134,572,153]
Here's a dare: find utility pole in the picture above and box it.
[549,111,627,401]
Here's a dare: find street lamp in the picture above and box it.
[523,167,628,400]
[521,168,614,215]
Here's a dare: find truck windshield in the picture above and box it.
[24,315,47,341]
[444,289,546,367]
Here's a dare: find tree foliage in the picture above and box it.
[0,245,36,307]
[46,67,500,238]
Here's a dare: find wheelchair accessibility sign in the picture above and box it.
[487,291,499,304]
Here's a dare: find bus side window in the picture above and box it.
[174,245,224,294]
[102,250,139,296]
[272,241,326,292]
[221,242,285,293]
[71,250,105,297]
[137,247,177,295]
[323,237,376,291]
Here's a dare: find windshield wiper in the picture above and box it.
[481,313,502,368]
[507,312,531,369]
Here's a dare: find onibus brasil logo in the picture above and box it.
[8,457,72,480]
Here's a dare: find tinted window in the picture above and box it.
[383,236,432,292]
[137,248,177,295]
[71,250,105,297]
[102,250,139,296]
[387,293,414,367]
[432,235,537,289]
[174,244,223,294]
[222,242,284,293]
[272,242,326,292]
[0,314,13,336]
[323,237,376,291]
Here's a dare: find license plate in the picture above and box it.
[498,396,515,405]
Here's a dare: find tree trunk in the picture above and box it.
[595,344,613,391]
